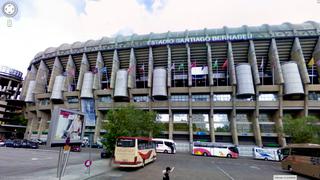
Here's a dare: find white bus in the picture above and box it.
[192,142,239,158]
[253,147,280,161]
[113,137,157,167]
[152,138,176,154]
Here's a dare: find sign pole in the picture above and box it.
[57,146,63,178]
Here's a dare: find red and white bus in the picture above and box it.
[113,137,157,167]
[192,142,239,158]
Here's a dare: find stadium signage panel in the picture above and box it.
[147,33,253,46]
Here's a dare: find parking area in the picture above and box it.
[92,153,310,180]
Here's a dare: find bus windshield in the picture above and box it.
[116,138,135,147]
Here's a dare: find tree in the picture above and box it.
[282,115,320,144]
[102,105,163,152]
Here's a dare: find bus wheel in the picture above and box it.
[264,158,268,161]
[227,154,232,158]
[164,150,168,154]
[288,165,292,171]
[203,152,208,156]
[142,160,145,168]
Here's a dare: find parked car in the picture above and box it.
[21,140,39,149]
[31,139,46,145]
[71,145,81,152]
[13,139,22,148]
[100,149,112,158]
[4,139,14,147]
[0,140,5,147]
[91,142,103,149]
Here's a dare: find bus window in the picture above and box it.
[228,147,239,154]
[138,139,149,150]
[280,148,290,160]
[117,139,135,147]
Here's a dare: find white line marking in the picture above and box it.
[31,158,39,160]
[249,166,260,170]
[217,166,235,180]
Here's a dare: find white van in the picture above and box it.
[152,138,176,154]
[253,147,280,161]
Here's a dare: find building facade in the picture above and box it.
[0,66,25,139]
[21,21,320,147]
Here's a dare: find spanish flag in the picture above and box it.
[308,57,315,67]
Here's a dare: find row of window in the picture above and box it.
[98,94,279,103]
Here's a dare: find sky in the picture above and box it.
[0,0,319,77]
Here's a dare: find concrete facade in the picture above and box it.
[22,22,320,146]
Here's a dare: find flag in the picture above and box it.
[178,63,184,70]
[68,68,75,77]
[168,63,175,70]
[201,65,206,70]
[308,57,315,67]
[100,67,107,73]
[127,65,135,73]
[92,67,98,74]
[190,61,197,68]
[212,59,218,69]
[139,64,145,72]
[222,59,228,70]
[260,57,264,69]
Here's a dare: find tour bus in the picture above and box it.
[192,142,239,158]
[280,144,320,179]
[253,147,280,161]
[152,138,176,154]
[113,136,157,168]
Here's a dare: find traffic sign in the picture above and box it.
[84,160,92,167]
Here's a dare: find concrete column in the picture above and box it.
[227,41,237,85]
[313,38,320,77]
[291,37,310,84]
[21,65,37,100]
[248,40,261,85]
[110,50,119,89]
[276,86,286,147]
[94,110,103,143]
[48,57,63,92]
[167,45,172,87]
[268,39,284,85]
[252,109,262,147]
[76,53,89,90]
[93,51,104,90]
[209,86,215,142]
[64,55,76,92]
[37,111,50,139]
[231,86,238,145]
[13,83,21,99]
[187,44,192,87]
[206,43,214,86]
[34,61,49,94]
[304,85,309,117]
[147,47,154,88]
[128,48,136,89]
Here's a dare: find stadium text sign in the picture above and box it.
[147,33,253,46]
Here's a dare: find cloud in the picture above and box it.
[0,0,319,77]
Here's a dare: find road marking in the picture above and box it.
[249,166,260,170]
[31,158,39,160]
[217,166,235,180]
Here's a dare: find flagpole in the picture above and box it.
[312,64,314,84]
[216,59,218,86]
[173,65,176,87]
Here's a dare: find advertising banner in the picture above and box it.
[47,108,85,146]
[81,98,96,126]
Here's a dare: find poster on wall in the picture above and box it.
[81,99,96,126]
[47,108,85,146]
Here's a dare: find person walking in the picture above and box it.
[163,166,174,180]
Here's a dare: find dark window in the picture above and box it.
[116,139,135,147]
[228,147,239,153]
[67,97,79,104]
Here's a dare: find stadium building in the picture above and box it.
[21,21,320,147]
[0,66,25,139]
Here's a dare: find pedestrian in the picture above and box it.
[163,166,174,180]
